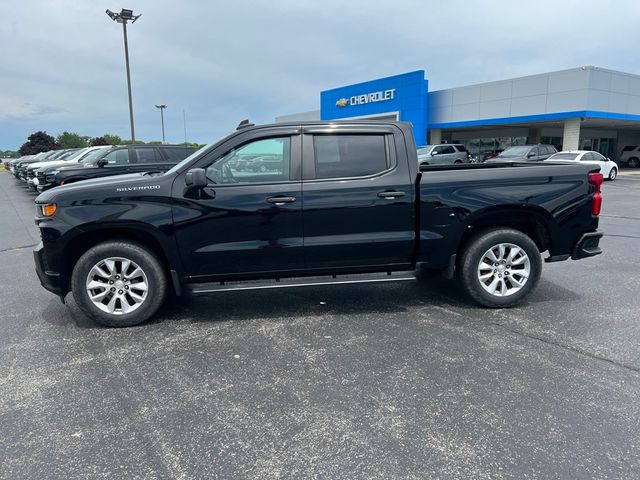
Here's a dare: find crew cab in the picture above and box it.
[48,144,197,187]
[34,121,604,327]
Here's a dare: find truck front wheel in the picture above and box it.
[458,228,542,308]
[71,241,167,327]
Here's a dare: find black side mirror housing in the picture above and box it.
[96,158,108,167]
[185,168,207,188]
[527,152,535,158]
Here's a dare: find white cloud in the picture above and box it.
[2,0,640,148]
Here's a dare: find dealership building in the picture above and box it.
[276,66,640,161]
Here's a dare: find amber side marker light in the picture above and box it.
[41,203,57,217]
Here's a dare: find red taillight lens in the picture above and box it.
[588,172,603,216]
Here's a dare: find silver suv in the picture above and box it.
[417,144,469,165]
[620,145,640,168]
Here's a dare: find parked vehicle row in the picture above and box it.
[29,120,604,327]
[6,145,197,191]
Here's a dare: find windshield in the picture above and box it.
[548,153,579,160]
[62,148,90,161]
[499,146,530,158]
[79,147,112,164]
[417,146,434,155]
[57,149,81,160]
[164,145,211,175]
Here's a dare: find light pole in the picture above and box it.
[106,8,141,142]
[155,104,167,143]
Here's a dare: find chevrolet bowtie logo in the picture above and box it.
[336,98,349,107]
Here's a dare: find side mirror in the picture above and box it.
[527,152,536,158]
[185,168,207,188]
[96,158,108,167]
[431,151,437,156]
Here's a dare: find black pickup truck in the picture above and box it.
[34,121,604,327]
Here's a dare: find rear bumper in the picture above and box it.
[571,231,603,260]
[33,242,64,297]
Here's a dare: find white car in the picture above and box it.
[545,150,618,181]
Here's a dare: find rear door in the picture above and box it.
[301,125,414,270]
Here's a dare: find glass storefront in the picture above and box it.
[580,137,616,159]
[458,136,527,161]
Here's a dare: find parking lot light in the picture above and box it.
[155,105,167,144]
[105,7,141,142]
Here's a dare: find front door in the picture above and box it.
[301,126,414,270]
[172,130,304,279]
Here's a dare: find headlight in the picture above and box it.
[38,203,57,217]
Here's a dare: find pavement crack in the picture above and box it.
[487,320,640,375]
[0,243,37,253]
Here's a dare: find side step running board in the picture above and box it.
[187,272,417,295]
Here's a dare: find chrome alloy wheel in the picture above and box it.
[85,257,149,315]
[477,243,531,297]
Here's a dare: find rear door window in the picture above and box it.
[162,147,195,163]
[134,148,158,164]
[313,135,388,179]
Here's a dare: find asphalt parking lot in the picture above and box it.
[0,170,639,479]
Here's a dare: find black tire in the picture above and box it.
[628,157,640,168]
[458,228,542,308]
[454,160,462,164]
[608,167,617,181]
[71,241,167,327]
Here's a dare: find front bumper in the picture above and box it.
[571,231,603,260]
[33,241,64,297]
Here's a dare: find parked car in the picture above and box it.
[26,148,83,189]
[619,145,640,168]
[49,145,197,187]
[15,150,67,181]
[545,151,618,181]
[417,144,470,165]
[487,144,557,162]
[34,120,603,327]
[35,146,113,192]
[246,155,284,172]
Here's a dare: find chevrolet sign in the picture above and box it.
[336,88,396,107]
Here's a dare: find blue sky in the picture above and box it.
[2,0,640,149]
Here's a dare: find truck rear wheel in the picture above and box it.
[71,241,167,327]
[458,228,542,308]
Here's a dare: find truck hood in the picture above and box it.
[35,172,168,203]
[29,159,74,170]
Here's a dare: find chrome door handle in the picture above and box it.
[377,191,406,199]
[267,196,296,206]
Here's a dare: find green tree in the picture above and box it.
[0,150,19,158]
[103,134,123,145]
[90,136,109,146]
[146,141,163,145]
[56,131,88,149]
[19,131,58,156]
[121,139,146,145]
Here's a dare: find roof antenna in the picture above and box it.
[236,119,254,130]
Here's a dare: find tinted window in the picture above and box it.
[622,145,637,152]
[592,152,606,161]
[101,149,131,165]
[314,135,387,179]
[581,152,595,161]
[162,147,196,163]
[206,137,290,184]
[549,153,579,160]
[442,145,455,154]
[135,148,158,163]
[454,145,467,152]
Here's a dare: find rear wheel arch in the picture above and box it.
[458,207,555,255]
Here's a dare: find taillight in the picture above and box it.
[588,172,603,216]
